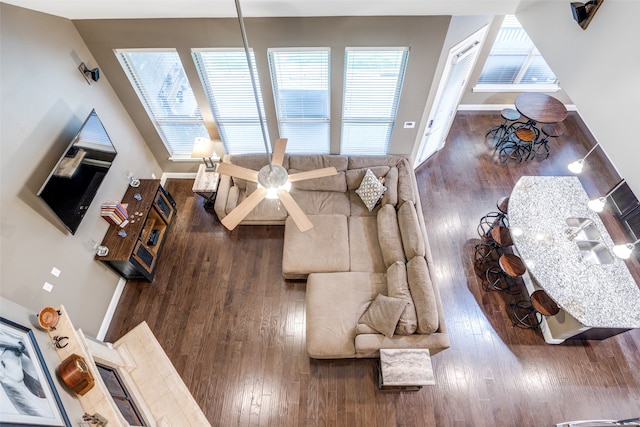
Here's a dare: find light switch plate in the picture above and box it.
[403,121,416,129]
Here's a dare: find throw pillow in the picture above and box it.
[358,294,407,338]
[356,168,387,212]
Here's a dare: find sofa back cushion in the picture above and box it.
[407,256,439,334]
[396,158,415,206]
[380,166,398,207]
[377,204,405,267]
[387,261,418,335]
[397,201,426,259]
[289,169,347,192]
[289,155,348,171]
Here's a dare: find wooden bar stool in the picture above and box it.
[483,253,526,293]
[477,197,510,237]
[475,226,513,265]
[529,123,563,160]
[486,108,520,148]
[511,289,560,329]
[500,128,536,163]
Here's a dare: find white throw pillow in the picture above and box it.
[355,168,387,212]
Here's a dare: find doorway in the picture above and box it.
[414,26,487,167]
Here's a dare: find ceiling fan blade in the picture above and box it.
[271,138,288,166]
[217,162,259,182]
[221,187,267,230]
[277,189,313,232]
[288,166,338,182]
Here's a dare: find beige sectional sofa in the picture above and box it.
[214,154,450,359]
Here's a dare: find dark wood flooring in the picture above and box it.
[106,111,640,426]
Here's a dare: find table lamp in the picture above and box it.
[191,137,216,170]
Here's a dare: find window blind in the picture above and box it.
[193,49,269,154]
[477,16,558,86]
[116,49,207,156]
[341,48,409,155]
[268,49,330,154]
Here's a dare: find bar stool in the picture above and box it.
[483,253,526,293]
[477,196,510,237]
[500,128,536,163]
[486,108,520,148]
[529,123,563,160]
[511,289,560,329]
[474,225,513,265]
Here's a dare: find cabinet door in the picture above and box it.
[132,240,156,274]
[153,188,175,224]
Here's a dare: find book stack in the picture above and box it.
[101,201,129,227]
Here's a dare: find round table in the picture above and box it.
[514,93,568,124]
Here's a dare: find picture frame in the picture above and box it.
[0,317,70,427]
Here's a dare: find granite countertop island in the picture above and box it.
[509,176,640,331]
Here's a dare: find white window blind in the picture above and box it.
[477,16,558,87]
[268,49,330,154]
[341,48,409,155]
[116,49,208,157]
[192,49,269,155]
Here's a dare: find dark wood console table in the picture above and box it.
[95,179,176,281]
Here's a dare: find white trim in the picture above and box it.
[168,155,221,163]
[473,84,561,93]
[96,277,127,341]
[161,172,197,182]
[458,104,578,112]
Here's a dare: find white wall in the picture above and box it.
[0,3,162,336]
[515,0,640,197]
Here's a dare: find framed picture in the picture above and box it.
[0,317,70,427]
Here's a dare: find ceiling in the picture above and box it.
[1,0,519,19]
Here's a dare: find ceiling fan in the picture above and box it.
[216,0,337,232]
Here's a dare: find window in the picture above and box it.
[475,16,558,91]
[341,48,409,155]
[116,49,208,158]
[192,49,269,154]
[268,48,330,154]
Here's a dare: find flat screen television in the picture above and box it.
[38,109,117,234]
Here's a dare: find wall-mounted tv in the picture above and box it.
[38,109,117,234]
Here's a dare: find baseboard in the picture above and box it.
[96,277,127,342]
[161,172,197,186]
[458,104,578,112]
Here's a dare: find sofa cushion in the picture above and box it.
[289,190,351,216]
[289,169,347,192]
[380,166,398,207]
[355,169,387,212]
[407,256,439,334]
[289,154,348,171]
[225,186,240,214]
[348,216,386,273]
[306,272,387,358]
[282,214,350,279]
[387,261,417,335]
[348,155,401,170]
[358,294,407,338]
[397,158,415,206]
[397,201,426,259]
[377,204,405,267]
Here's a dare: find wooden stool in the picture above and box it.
[474,226,513,265]
[486,108,520,148]
[483,253,526,292]
[511,289,559,329]
[477,197,509,237]
[530,123,563,160]
[500,128,536,163]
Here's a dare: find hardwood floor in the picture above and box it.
[106,111,640,426]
